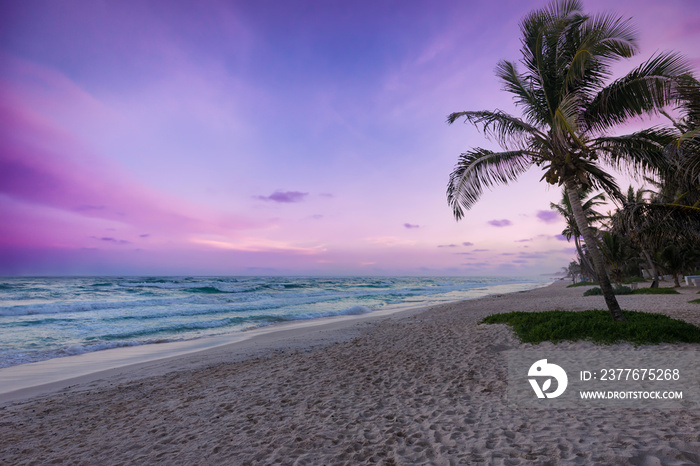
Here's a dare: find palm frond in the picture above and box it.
[592,127,675,177]
[612,202,700,249]
[447,149,533,220]
[552,93,585,149]
[519,1,583,120]
[584,52,692,132]
[564,11,637,93]
[446,110,546,149]
[495,60,550,126]
[579,159,623,202]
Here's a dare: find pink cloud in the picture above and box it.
[536,210,560,224]
[404,223,420,229]
[487,219,512,227]
[0,94,263,253]
[255,191,309,203]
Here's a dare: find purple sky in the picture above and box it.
[1,0,698,276]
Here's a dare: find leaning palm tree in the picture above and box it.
[550,187,605,279]
[446,0,691,321]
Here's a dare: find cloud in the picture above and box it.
[191,237,325,254]
[91,236,131,245]
[536,210,560,224]
[437,244,458,248]
[473,249,489,252]
[515,238,532,243]
[487,219,512,227]
[404,223,420,229]
[554,234,568,241]
[518,252,547,259]
[462,242,474,246]
[255,191,308,203]
[0,89,263,251]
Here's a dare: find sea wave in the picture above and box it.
[0,296,201,316]
[0,276,550,369]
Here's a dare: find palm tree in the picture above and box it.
[599,230,636,286]
[657,244,694,288]
[550,187,605,280]
[446,0,691,321]
[616,185,661,286]
[667,75,700,185]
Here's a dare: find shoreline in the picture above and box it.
[2,280,699,464]
[0,280,552,404]
[0,299,433,404]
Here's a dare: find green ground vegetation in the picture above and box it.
[481,310,700,345]
[583,287,680,296]
[566,282,598,288]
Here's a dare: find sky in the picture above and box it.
[1,0,699,276]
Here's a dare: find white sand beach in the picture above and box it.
[1,281,699,465]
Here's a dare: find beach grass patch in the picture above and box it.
[567,281,598,288]
[690,299,700,304]
[583,286,633,296]
[631,288,680,295]
[480,310,700,346]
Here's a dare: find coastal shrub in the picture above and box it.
[480,310,700,346]
[690,299,700,304]
[583,286,632,296]
[623,276,647,284]
[631,288,680,295]
[567,281,598,288]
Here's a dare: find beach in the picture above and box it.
[1,281,699,465]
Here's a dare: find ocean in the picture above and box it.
[0,276,551,368]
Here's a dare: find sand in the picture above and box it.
[1,281,699,465]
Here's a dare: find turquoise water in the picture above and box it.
[0,276,551,368]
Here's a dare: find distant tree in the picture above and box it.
[568,260,582,282]
[658,244,688,287]
[599,231,634,286]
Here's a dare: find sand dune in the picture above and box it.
[1,281,699,464]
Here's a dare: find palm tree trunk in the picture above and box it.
[574,235,596,280]
[641,249,659,288]
[565,180,626,322]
